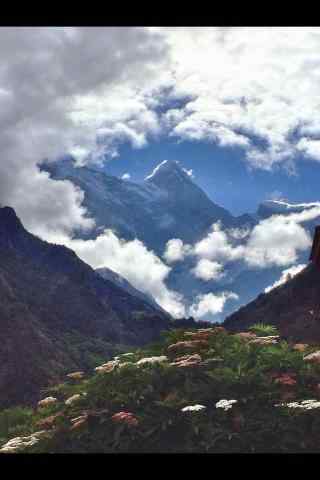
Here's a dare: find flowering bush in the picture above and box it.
[2,325,320,453]
[111,412,139,427]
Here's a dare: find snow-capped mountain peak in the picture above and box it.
[145,160,193,183]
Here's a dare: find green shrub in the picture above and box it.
[0,406,34,443]
[249,323,279,337]
[2,326,320,453]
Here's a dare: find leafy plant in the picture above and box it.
[249,323,279,337]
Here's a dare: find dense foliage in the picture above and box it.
[2,326,320,453]
[248,323,279,337]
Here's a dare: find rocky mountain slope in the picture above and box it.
[0,206,170,406]
[96,267,166,314]
[224,262,320,343]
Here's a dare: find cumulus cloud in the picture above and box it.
[43,229,186,319]
[0,27,169,238]
[244,214,311,268]
[194,222,244,263]
[192,259,224,281]
[161,27,320,170]
[226,227,251,240]
[264,264,306,293]
[165,204,320,276]
[296,138,320,162]
[189,292,239,320]
[163,238,192,263]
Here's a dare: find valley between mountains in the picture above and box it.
[1,160,320,453]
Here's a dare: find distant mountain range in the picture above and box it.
[43,158,320,322]
[44,158,253,254]
[0,206,171,407]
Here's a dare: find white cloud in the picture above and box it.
[189,291,239,320]
[194,222,244,263]
[163,238,192,263]
[296,137,320,162]
[166,204,320,275]
[0,27,169,239]
[43,229,186,319]
[121,173,131,180]
[264,264,306,293]
[192,259,224,281]
[244,214,312,268]
[160,27,320,169]
[226,227,251,240]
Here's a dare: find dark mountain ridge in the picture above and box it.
[0,206,171,406]
[224,260,320,343]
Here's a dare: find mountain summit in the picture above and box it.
[0,206,24,237]
[44,158,238,253]
[145,160,193,186]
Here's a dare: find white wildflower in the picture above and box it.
[136,356,168,366]
[94,360,119,373]
[215,399,238,411]
[37,396,58,408]
[65,393,86,406]
[276,399,320,410]
[0,430,50,453]
[181,404,206,412]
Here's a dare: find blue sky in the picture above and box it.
[100,139,320,216]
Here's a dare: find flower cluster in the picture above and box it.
[276,399,320,410]
[65,393,87,406]
[181,404,206,413]
[66,371,85,380]
[136,355,168,366]
[274,374,297,386]
[0,431,50,453]
[70,414,88,430]
[95,360,119,374]
[37,396,58,408]
[111,411,139,427]
[215,399,238,411]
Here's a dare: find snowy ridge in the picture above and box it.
[145,160,193,182]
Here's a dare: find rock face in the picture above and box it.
[0,206,170,407]
[309,226,320,268]
[96,267,166,314]
[224,262,320,343]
